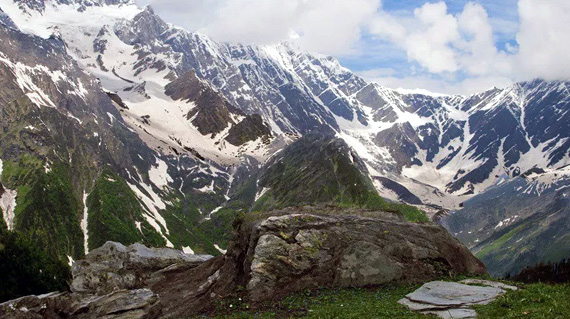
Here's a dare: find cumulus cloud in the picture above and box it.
[366,0,570,93]
[293,0,379,55]
[514,0,570,81]
[404,2,460,73]
[456,2,512,76]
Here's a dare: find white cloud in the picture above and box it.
[368,2,512,77]
[365,0,570,94]
[404,2,460,73]
[294,0,379,55]
[514,0,570,81]
[456,2,512,76]
[200,0,304,46]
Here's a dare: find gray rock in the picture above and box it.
[0,209,488,318]
[70,289,161,319]
[244,211,486,302]
[424,308,477,319]
[0,292,70,319]
[399,280,516,318]
[336,241,402,287]
[71,241,212,295]
[405,281,504,306]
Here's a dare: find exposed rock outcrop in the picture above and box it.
[71,242,212,295]
[0,207,485,318]
[225,114,272,146]
[164,70,243,136]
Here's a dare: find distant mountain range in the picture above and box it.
[0,0,569,276]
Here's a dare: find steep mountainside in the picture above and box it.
[0,8,241,260]
[0,16,164,259]
[441,166,570,277]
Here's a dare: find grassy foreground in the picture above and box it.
[201,282,570,319]
[475,283,570,318]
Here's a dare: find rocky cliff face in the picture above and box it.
[0,207,484,318]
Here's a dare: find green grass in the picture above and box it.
[475,283,570,318]
[476,224,525,259]
[363,193,429,223]
[14,161,85,260]
[87,167,166,250]
[199,282,570,319]
[203,285,434,319]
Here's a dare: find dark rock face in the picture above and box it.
[165,70,242,136]
[375,123,424,171]
[373,176,423,205]
[0,8,17,29]
[225,114,272,146]
[0,208,485,318]
[165,70,272,143]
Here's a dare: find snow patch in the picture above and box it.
[0,160,17,231]
[81,192,89,254]
[205,206,223,221]
[214,244,227,254]
[495,215,519,230]
[148,157,172,189]
[254,187,270,202]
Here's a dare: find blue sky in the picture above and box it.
[140,0,570,95]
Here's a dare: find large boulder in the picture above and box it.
[244,210,485,302]
[151,207,486,317]
[71,242,212,295]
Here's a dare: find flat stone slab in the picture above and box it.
[405,281,504,306]
[398,280,516,318]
